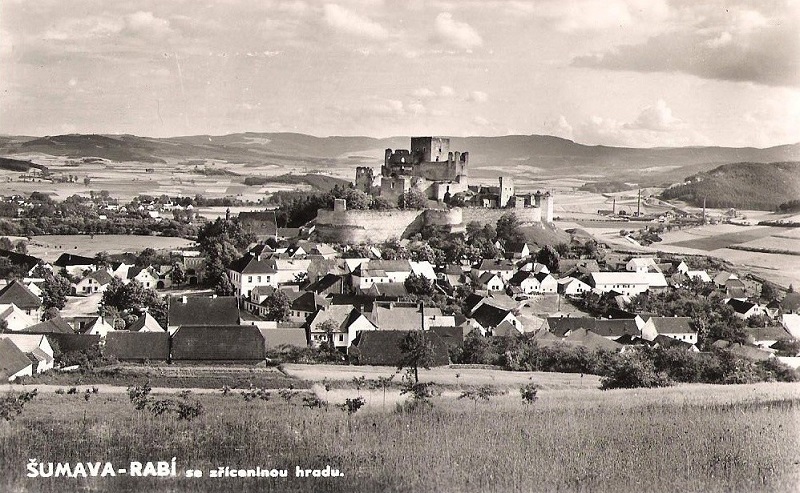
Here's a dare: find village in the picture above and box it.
[0,138,798,384]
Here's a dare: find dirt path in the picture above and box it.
[0,383,306,395]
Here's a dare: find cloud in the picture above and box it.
[323,4,389,40]
[467,90,488,103]
[413,87,437,99]
[125,11,173,38]
[433,12,482,50]
[439,85,455,97]
[624,99,679,132]
[543,115,574,140]
[572,3,800,87]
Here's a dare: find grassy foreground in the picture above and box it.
[1,382,799,492]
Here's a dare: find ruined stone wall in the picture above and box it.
[462,207,543,226]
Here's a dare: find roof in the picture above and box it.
[0,333,49,355]
[505,242,529,254]
[169,296,239,327]
[259,328,308,348]
[0,280,42,310]
[651,335,696,350]
[105,331,170,361]
[430,326,464,348]
[471,304,512,329]
[711,340,773,361]
[23,316,75,334]
[171,325,266,361]
[356,259,412,274]
[227,253,279,275]
[726,298,757,314]
[592,319,640,338]
[563,328,623,351]
[590,272,667,287]
[0,338,32,380]
[306,273,344,294]
[546,317,597,337]
[559,259,600,275]
[478,271,502,284]
[646,317,695,334]
[43,333,100,353]
[745,326,792,342]
[508,271,535,286]
[238,211,278,237]
[477,259,515,271]
[713,271,737,285]
[364,282,409,297]
[86,269,114,284]
[372,304,442,331]
[349,330,449,367]
[54,253,95,267]
[127,313,166,332]
[493,320,522,337]
[534,272,553,283]
[290,291,329,312]
[0,249,42,272]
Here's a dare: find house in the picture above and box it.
[517,261,550,274]
[535,328,623,352]
[361,282,409,298]
[781,314,800,339]
[167,295,240,334]
[559,259,600,277]
[711,340,773,361]
[226,252,279,298]
[504,242,530,259]
[0,249,45,276]
[258,326,308,349]
[54,253,96,277]
[726,298,762,320]
[171,325,266,362]
[626,257,659,273]
[289,291,329,323]
[533,272,558,294]
[0,280,42,318]
[438,264,466,290]
[307,304,377,348]
[713,271,738,288]
[508,271,539,294]
[105,331,170,362]
[348,330,449,366]
[589,272,668,297]
[725,278,747,299]
[650,334,699,352]
[74,269,113,295]
[471,259,516,282]
[0,303,37,332]
[542,317,597,337]
[0,333,54,373]
[127,312,166,332]
[478,272,505,292]
[746,326,793,349]
[410,261,438,282]
[370,303,446,332]
[592,319,641,340]
[351,260,413,290]
[0,338,33,381]
[78,316,115,337]
[493,320,523,337]
[686,270,712,283]
[641,317,698,344]
[469,303,519,336]
[306,273,346,296]
[557,277,592,297]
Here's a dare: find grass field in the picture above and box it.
[27,235,196,262]
[1,381,798,492]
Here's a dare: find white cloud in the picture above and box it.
[413,87,437,99]
[434,12,482,50]
[544,115,574,140]
[439,85,455,97]
[43,16,124,40]
[467,90,488,103]
[705,31,732,48]
[624,99,679,132]
[125,11,173,38]
[323,4,389,40]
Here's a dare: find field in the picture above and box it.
[1,380,798,492]
[26,235,196,263]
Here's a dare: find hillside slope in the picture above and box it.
[660,162,800,210]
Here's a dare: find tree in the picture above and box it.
[496,212,526,245]
[398,331,436,384]
[760,282,779,302]
[41,273,72,311]
[101,278,168,327]
[41,307,60,321]
[398,189,428,210]
[136,248,157,267]
[404,272,434,296]
[170,262,187,285]
[535,245,560,273]
[262,290,291,321]
[371,196,396,210]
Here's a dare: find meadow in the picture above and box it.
[1,381,798,492]
[27,235,195,262]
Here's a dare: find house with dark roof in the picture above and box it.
[0,338,33,381]
[745,325,793,349]
[54,253,96,277]
[471,259,516,283]
[167,295,240,334]
[227,252,279,298]
[307,305,377,348]
[43,333,100,354]
[651,334,698,352]
[127,312,166,332]
[504,242,530,260]
[348,330,449,367]
[592,319,641,340]
[361,282,410,298]
[0,249,45,276]
[126,266,158,289]
[469,304,519,336]
[711,340,773,361]
[0,333,54,373]
[726,298,762,320]
[74,269,114,295]
[0,280,42,317]
[103,331,170,362]
[542,317,597,337]
[259,327,308,350]
[23,316,75,334]
[306,273,346,296]
[289,291,329,323]
[171,325,266,362]
[558,259,600,277]
[477,271,505,292]
[0,303,37,331]
[557,277,592,297]
[238,211,278,241]
[641,317,697,344]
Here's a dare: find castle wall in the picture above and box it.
[462,207,542,226]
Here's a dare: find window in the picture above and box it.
[257,276,261,282]
[247,276,252,283]
[338,334,344,342]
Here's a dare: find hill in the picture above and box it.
[1,132,798,185]
[660,162,800,210]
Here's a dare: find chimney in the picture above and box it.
[181,295,187,304]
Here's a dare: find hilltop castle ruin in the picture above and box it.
[316,137,553,244]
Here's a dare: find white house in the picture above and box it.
[641,317,698,345]
[74,269,114,295]
[626,257,659,273]
[471,259,516,283]
[127,267,158,289]
[478,272,505,292]
[79,316,115,337]
[0,303,36,332]
[589,272,668,297]
[726,298,762,320]
[686,270,712,283]
[227,253,279,298]
[351,260,413,290]
[0,333,54,373]
[307,305,377,348]
[0,338,33,381]
[557,277,592,296]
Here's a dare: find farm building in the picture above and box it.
[168,295,240,334]
[127,313,166,332]
[171,325,265,363]
[348,330,449,367]
[0,333,54,373]
[641,317,698,344]
[0,280,42,318]
[0,338,33,381]
[105,331,170,362]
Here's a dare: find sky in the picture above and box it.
[1,0,798,147]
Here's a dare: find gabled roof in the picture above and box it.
[0,338,32,380]
[356,259,412,274]
[86,269,114,284]
[127,313,166,332]
[726,298,757,314]
[476,259,515,271]
[651,335,695,350]
[493,320,522,337]
[372,304,441,331]
[126,266,157,280]
[54,253,95,267]
[306,273,344,294]
[0,280,41,310]
[168,296,239,327]
[478,271,502,284]
[534,272,553,283]
[349,330,449,367]
[711,340,773,361]
[430,326,464,348]
[508,271,535,286]
[290,291,329,312]
[227,253,279,274]
[614,334,651,346]
[0,249,42,272]
[646,317,694,334]
[713,271,738,285]
[23,316,75,334]
[563,328,623,351]
[0,333,49,355]
[745,325,792,342]
[546,317,596,337]
[505,242,529,254]
[259,327,308,348]
[471,304,512,329]
[364,282,409,297]
[171,325,265,361]
[592,319,640,338]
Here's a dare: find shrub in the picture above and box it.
[519,384,539,405]
[0,389,37,421]
[601,352,672,390]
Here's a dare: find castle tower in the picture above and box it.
[541,192,554,222]
[355,167,375,194]
[499,176,514,208]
